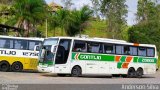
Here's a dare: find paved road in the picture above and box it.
[0,70,160,84]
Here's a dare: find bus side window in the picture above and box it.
[72,40,87,52]
[147,48,155,57]
[0,39,6,48]
[138,47,146,56]
[103,44,115,54]
[21,40,28,50]
[124,45,130,55]
[116,45,123,55]
[0,39,13,49]
[87,42,101,53]
[130,46,138,56]
[14,40,28,50]
[29,41,41,50]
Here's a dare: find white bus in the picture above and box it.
[37,37,158,78]
[0,35,43,72]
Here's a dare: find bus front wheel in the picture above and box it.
[71,66,82,77]
[0,61,10,72]
[11,62,23,72]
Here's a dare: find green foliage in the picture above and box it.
[48,6,93,36]
[128,22,160,50]
[84,20,107,38]
[158,57,160,68]
[40,19,108,38]
[91,0,128,39]
[0,0,13,4]
[128,1,160,52]
[8,0,48,37]
[61,0,73,10]
[53,9,69,35]
[137,0,158,22]
[65,6,93,36]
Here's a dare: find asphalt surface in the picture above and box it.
[0,70,160,84]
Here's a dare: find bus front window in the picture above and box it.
[39,39,58,63]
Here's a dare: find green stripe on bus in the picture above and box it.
[72,53,114,61]
[39,61,54,65]
[120,56,126,62]
[138,58,157,63]
[117,62,123,68]
[72,53,76,60]
[133,57,138,62]
[71,53,157,64]
[117,56,126,68]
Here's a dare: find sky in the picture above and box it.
[45,0,138,26]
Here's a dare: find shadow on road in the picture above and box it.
[4,70,44,73]
[40,73,155,79]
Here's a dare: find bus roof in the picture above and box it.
[0,35,44,41]
[47,36,156,48]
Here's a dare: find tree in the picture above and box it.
[48,13,59,36]
[136,0,158,23]
[128,1,160,51]
[128,21,160,51]
[10,0,48,37]
[0,4,12,24]
[61,0,73,10]
[91,0,101,19]
[65,6,93,36]
[54,9,69,36]
[0,0,13,4]
[91,0,128,39]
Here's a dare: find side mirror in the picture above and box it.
[34,45,40,52]
[51,45,57,53]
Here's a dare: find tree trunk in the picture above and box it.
[23,20,29,37]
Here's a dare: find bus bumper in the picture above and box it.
[37,66,54,73]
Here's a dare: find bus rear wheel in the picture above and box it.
[127,68,136,78]
[0,61,10,72]
[11,62,23,72]
[71,66,82,77]
[136,68,143,78]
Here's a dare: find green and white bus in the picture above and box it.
[37,37,158,77]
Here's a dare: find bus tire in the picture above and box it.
[0,61,10,72]
[136,68,143,78]
[127,67,136,78]
[121,74,127,78]
[112,74,121,77]
[71,66,82,77]
[11,62,23,72]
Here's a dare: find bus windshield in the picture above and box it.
[39,38,58,63]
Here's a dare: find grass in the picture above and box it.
[84,20,107,38]
[39,20,108,38]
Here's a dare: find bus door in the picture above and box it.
[54,39,71,73]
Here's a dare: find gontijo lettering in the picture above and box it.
[142,59,155,63]
[80,55,101,60]
[0,50,16,55]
